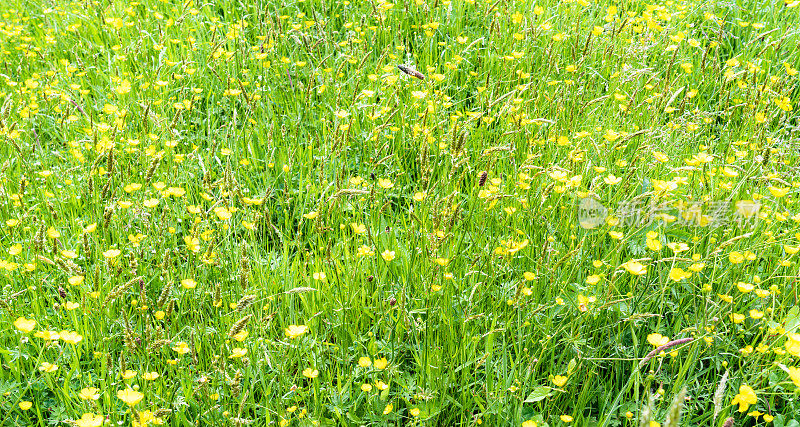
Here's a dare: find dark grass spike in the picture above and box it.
[397,64,425,80]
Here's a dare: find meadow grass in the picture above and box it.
[0,0,800,425]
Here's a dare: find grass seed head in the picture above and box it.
[713,370,729,421]
[33,221,46,252]
[228,314,252,338]
[157,281,173,308]
[664,387,687,427]
[236,295,256,313]
[145,155,161,183]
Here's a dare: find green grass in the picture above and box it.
[0,0,800,425]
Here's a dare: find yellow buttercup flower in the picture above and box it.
[232,330,248,342]
[13,316,35,333]
[74,413,104,427]
[79,387,100,401]
[731,384,757,412]
[786,333,800,356]
[381,250,396,262]
[768,186,789,198]
[668,268,691,281]
[47,227,61,239]
[214,206,233,220]
[284,324,309,339]
[181,278,197,289]
[621,260,647,276]
[787,366,800,388]
[229,348,247,358]
[8,243,22,255]
[117,388,144,407]
[102,249,121,259]
[60,331,83,344]
[647,333,669,347]
[39,362,58,373]
[377,178,394,189]
[730,313,746,324]
[374,358,389,370]
[172,341,190,354]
